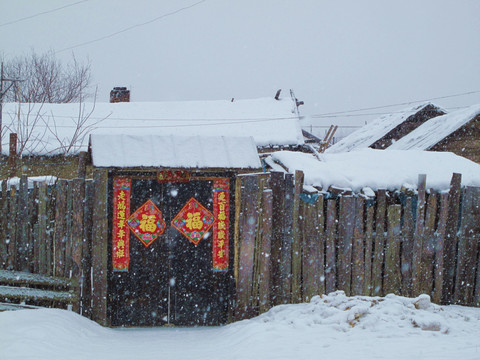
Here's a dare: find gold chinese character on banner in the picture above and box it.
[186,212,203,230]
[139,214,158,232]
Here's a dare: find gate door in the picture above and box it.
[108,174,233,326]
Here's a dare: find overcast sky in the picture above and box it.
[1,0,479,135]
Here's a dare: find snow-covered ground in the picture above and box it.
[1,291,479,360]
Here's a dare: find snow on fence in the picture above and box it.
[0,172,479,323]
[234,171,480,320]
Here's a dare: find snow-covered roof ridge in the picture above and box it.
[90,134,262,169]
[326,102,445,153]
[1,95,304,156]
[388,103,480,151]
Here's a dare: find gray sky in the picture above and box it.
[1,0,479,135]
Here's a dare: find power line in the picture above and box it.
[0,1,89,28]
[55,0,207,54]
[309,90,480,118]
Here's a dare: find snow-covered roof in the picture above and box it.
[90,134,262,169]
[326,103,445,153]
[268,149,480,191]
[388,104,480,151]
[1,96,304,156]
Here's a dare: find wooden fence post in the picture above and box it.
[442,173,462,304]
[454,186,480,305]
[325,199,337,294]
[54,180,68,277]
[37,182,48,274]
[401,197,414,297]
[351,197,365,296]
[291,170,304,303]
[82,180,94,317]
[337,195,355,296]
[384,205,402,294]
[8,133,18,178]
[412,174,426,296]
[258,189,272,313]
[270,171,285,305]
[236,175,259,320]
[372,189,387,296]
[16,175,29,271]
[91,169,109,326]
[71,178,86,313]
[422,190,438,296]
[0,181,8,269]
[281,173,294,302]
[7,185,18,270]
[364,201,375,295]
[433,192,449,304]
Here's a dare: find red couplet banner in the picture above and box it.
[112,177,131,271]
[212,179,230,271]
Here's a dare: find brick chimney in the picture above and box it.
[110,87,130,103]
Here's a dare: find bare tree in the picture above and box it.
[2,50,91,103]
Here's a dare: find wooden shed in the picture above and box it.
[326,103,446,153]
[389,104,480,163]
[88,134,261,326]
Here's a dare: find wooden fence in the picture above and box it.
[1,171,479,323]
[234,171,480,319]
[0,175,94,316]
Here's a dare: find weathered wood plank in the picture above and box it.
[433,192,449,304]
[0,181,8,269]
[303,194,326,299]
[16,175,29,271]
[71,178,85,313]
[454,186,480,305]
[269,171,285,305]
[31,182,39,273]
[259,189,272,313]
[91,169,109,326]
[325,199,337,294]
[401,197,414,297]
[252,176,267,309]
[364,201,375,295]
[315,195,325,297]
[37,182,48,274]
[236,175,259,320]
[337,195,355,296]
[7,186,18,270]
[384,205,402,295]
[53,180,68,277]
[351,197,365,296]
[412,174,426,296]
[81,180,94,317]
[281,173,294,302]
[372,189,387,296]
[291,170,304,303]
[442,173,462,304]
[422,190,438,296]
[302,199,319,301]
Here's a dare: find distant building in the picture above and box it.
[326,103,446,153]
[388,104,480,163]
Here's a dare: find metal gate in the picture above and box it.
[108,172,234,326]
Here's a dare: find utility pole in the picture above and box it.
[0,61,23,154]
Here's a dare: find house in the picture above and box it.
[0,90,305,178]
[388,104,480,163]
[325,103,446,153]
